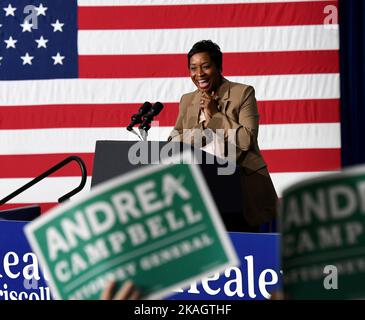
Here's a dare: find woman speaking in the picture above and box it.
[168,40,278,231]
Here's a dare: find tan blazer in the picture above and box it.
[169,78,278,226]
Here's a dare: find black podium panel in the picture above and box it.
[0,205,41,221]
[91,141,248,232]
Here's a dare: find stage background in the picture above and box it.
[0,0,341,213]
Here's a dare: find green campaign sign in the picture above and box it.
[25,160,238,300]
[280,165,365,299]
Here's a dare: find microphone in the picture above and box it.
[139,102,164,132]
[127,102,152,131]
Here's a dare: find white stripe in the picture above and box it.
[0,170,339,203]
[0,124,340,155]
[0,177,92,204]
[271,171,339,197]
[0,127,173,155]
[0,74,340,106]
[78,26,339,54]
[258,123,341,150]
[78,0,333,6]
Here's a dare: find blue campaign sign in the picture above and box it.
[0,221,281,300]
[0,220,51,300]
[167,232,282,300]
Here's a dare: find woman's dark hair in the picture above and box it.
[187,40,222,72]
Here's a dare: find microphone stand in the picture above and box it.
[128,127,144,141]
[138,118,153,141]
[139,128,148,141]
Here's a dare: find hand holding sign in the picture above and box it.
[101,280,140,300]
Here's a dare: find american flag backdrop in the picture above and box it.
[0,0,340,214]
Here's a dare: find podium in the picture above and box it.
[0,205,40,221]
[91,140,255,232]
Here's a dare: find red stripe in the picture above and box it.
[259,99,340,124]
[0,103,178,129]
[0,149,340,179]
[262,149,341,173]
[0,203,58,215]
[0,99,340,129]
[0,153,94,178]
[78,1,338,30]
[79,51,339,78]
